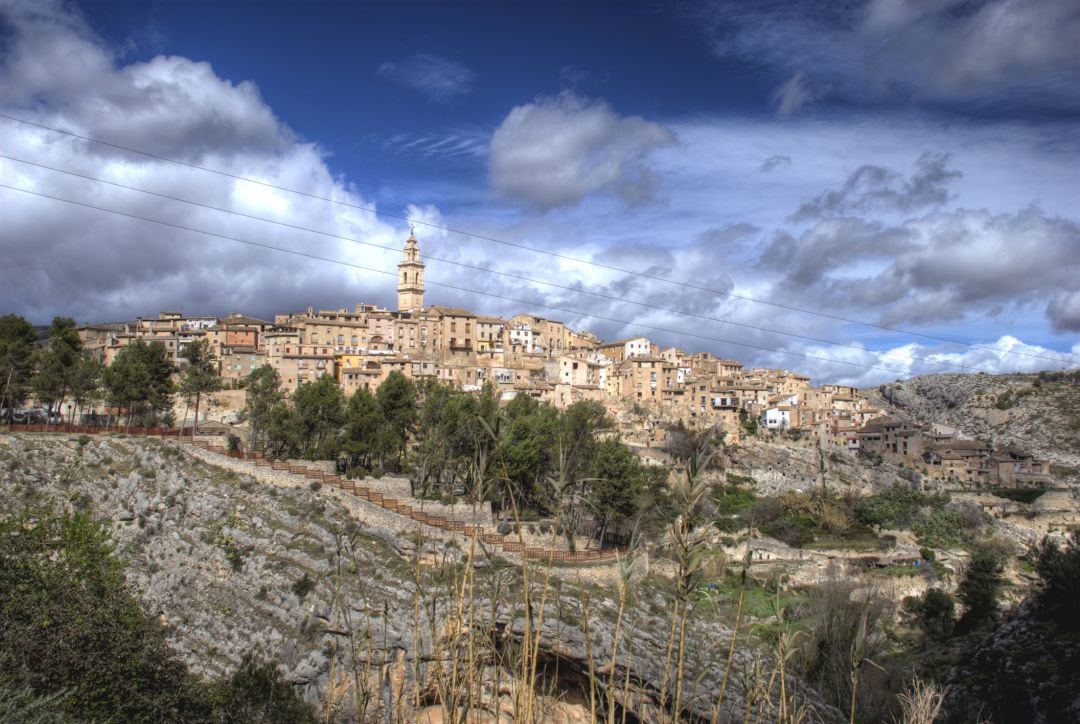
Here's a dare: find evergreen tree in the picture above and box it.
[263,402,301,460]
[179,339,220,436]
[0,314,38,415]
[496,394,557,514]
[68,355,103,423]
[909,587,956,640]
[291,374,345,459]
[412,379,454,490]
[241,366,284,454]
[32,317,82,420]
[341,387,382,472]
[375,371,416,471]
[957,544,1005,630]
[103,340,175,426]
[587,436,646,546]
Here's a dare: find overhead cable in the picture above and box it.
[2,111,1072,366]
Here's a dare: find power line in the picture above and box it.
[2,111,1072,366]
[1,182,938,377]
[0,152,1011,375]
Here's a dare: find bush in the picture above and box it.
[211,655,316,723]
[854,484,949,529]
[0,511,212,721]
[990,487,1047,504]
[794,583,897,721]
[1035,531,1080,626]
[957,544,1006,630]
[912,508,965,549]
[907,587,955,639]
[291,573,315,601]
[713,486,755,533]
[345,465,369,480]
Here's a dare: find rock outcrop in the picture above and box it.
[0,432,845,722]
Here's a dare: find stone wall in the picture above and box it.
[358,475,495,527]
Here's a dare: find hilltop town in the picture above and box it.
[71,232,1063,493]
[7,234,1079,723]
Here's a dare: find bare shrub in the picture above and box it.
[792,580,900,722]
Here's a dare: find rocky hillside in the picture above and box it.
[0,432,844,723]
[865,370,1080,476]
[725,434,916,497]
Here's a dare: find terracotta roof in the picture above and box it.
[220,314,272,326]
[427,305,475,317]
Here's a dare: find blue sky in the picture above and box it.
[2,0,1079,385]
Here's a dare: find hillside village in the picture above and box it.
[72,231,1058,491]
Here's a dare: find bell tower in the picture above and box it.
[397,229,425,312]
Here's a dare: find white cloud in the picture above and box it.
[488,92,676,210]
[803,335,1080,388]
[859,0,1080,95]
[0,0,415,324]
[790,152,960,221]
[376,54,474,102]
[695,0,1080,114]
[380,129,488,161]
[772,72,822,116]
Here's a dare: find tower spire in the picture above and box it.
[397,230,425,312]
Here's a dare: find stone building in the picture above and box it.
[397,231,425,312]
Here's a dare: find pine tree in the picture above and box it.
[179,339,220,436]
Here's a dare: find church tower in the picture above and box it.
[397,230,425,312]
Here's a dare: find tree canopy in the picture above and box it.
[179,338,220,435]
[103,340,176,426]
[0,314,39,412]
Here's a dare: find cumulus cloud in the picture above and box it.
[797,335,1080,388]
[1047,291,1080,333]
[0,0,412,324]
[376,53,474,102]
[488,92,676,210]
[791,152,961,222]
[765,199,1080,331]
